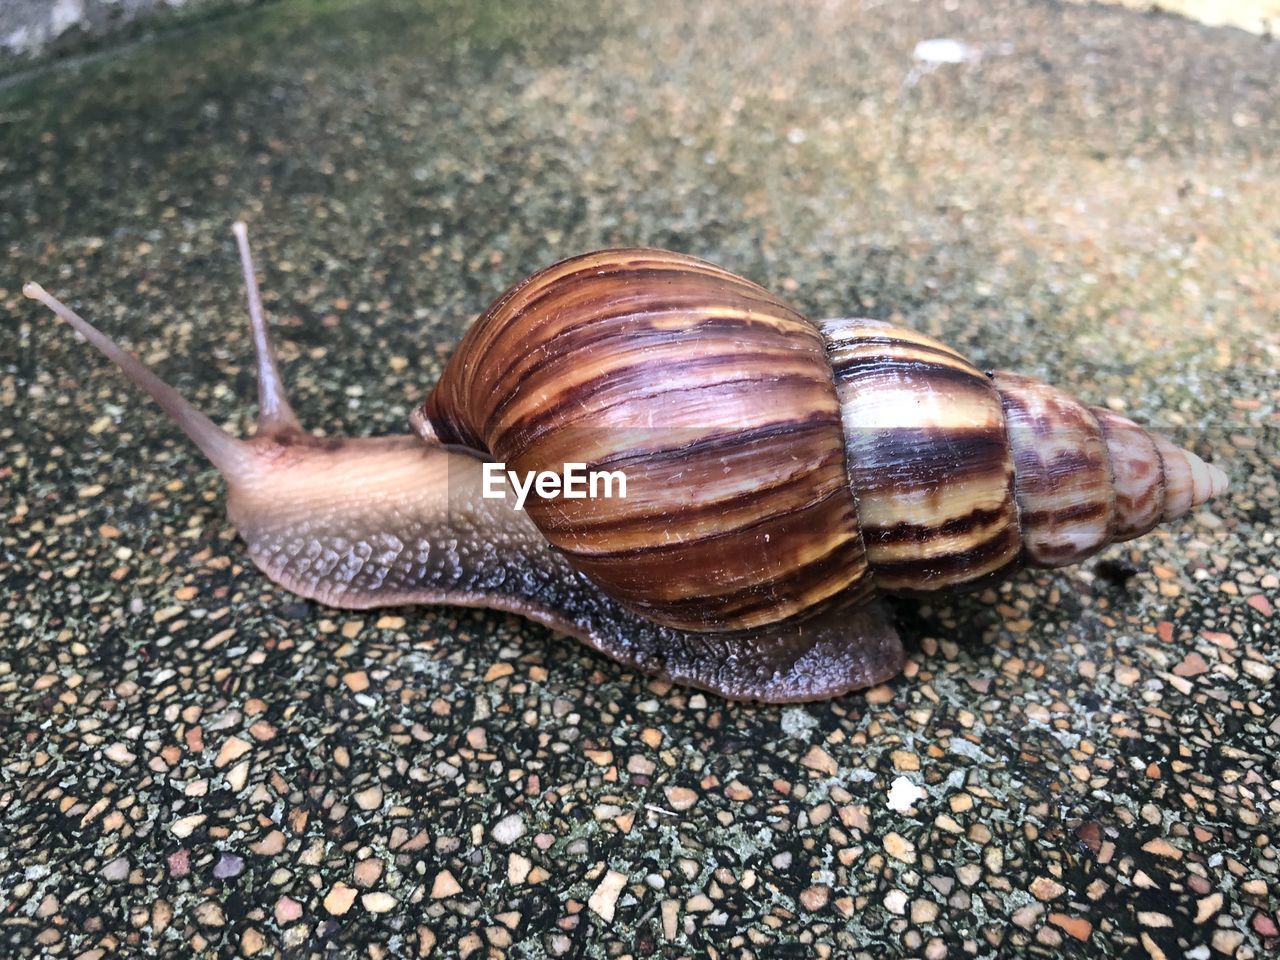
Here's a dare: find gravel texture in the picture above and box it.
[1,0,1277,957]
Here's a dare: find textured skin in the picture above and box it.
[227,432,904,703]
[417,248,873,632]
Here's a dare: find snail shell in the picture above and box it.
[416,250,870,631]
[414,249,1227,632]
[28,233,1228,702]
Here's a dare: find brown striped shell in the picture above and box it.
[414,248,1228,634]
[417,250,874,631]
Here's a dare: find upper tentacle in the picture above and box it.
[22,282,255,480]
[232,221,303,436]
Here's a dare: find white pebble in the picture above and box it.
[588,869,628,921]
[887,775,927,813]
[913,38,977,65]
[491,813,526,845]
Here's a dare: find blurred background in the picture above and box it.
[1,2,1276,959]
[2,0,1279,68]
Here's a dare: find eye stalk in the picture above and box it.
[231,221,303,437]
[23,279,252,478]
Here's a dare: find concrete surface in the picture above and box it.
[0,0,1276,957]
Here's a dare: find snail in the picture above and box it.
[25,226,1228,703]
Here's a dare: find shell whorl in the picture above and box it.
[418,249,875,632]
[821,320,1228,584]
[998,378,1226,563]
[819,318,1023,592]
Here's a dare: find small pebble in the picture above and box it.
[588,870,628,921]
[212,853,244,879]
[884,832,917,864]
[362,892,397,913]
[324,884,357,916]
[432,870,462,899]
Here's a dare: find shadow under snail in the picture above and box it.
[24,225,1229,703]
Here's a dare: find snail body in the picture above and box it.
[27,230,1227,702]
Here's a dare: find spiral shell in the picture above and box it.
[416,248,1227,633]
[418,249,874,631]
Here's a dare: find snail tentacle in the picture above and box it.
[22,281,254,480]
[231,220,302,436]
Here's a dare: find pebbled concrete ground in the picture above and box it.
[0,0,1276,957]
